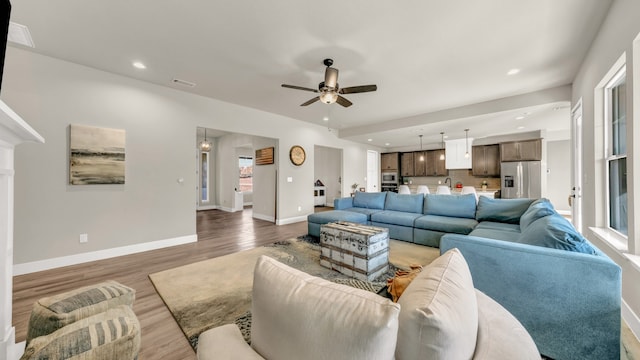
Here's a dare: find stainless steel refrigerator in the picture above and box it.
[500,161,541,199]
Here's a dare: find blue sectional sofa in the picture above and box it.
[306,192,621,360]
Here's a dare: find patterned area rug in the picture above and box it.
[149,237,438,350]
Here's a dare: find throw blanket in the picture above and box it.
[386,264,423,302]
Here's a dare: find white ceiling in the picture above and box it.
[7,0,612,148]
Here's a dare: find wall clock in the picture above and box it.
[289,145,306,166]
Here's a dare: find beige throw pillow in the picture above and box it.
[396,248,478,360]
[251,255,401,360]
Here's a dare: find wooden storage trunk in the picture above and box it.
[319,221,389,282]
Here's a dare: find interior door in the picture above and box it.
[367,150,379,192]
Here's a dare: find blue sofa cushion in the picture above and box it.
[469,228,520,242]
[414,215,478,235]
[384,192,424,214]
[423,194,477,219]
[518,214,598,254]
[307,210,367,224]
[476,197,534,224]
[519,198,556,231]
[341,207,383,221]
[474,221,521,233]
[371,210,423,227]
[352,191,387,209]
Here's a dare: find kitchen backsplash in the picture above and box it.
[401,169,501,189]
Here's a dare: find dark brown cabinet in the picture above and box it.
[500,139,542,162]
[400,152,414,176]
[425,149,447,176]
[472,145,500,176]
[413,151,426,176]
[381,152,399,170]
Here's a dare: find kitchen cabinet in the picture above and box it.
[445,138,473,169]
[381,152,399,170]
[413,151,426,176]
[472,145,500,176]
[400,152,414,176]
[500,139,542,162]
[425,149,447,176]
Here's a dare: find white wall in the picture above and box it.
[2,47,380,265]
[546,140,571,212]
[571,0,640,336]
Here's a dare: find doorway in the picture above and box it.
[314,145,343,207]
[366,150,379,192]
[571,100,583,232]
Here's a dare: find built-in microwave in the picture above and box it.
[381,172,398,184]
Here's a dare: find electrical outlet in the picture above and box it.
[79,233,88,243]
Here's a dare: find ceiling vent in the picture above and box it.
[172,78,196,88]
[8,22,35,48]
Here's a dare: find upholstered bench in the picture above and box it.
[307,210,367,237]
[21,305,141,360]
[26,280,136,344]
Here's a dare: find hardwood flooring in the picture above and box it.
[12,208,307,359]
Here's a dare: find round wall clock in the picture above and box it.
[289,145,306,166]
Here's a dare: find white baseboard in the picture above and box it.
[623,298,640,343]
[277,215,307,225]
[252,212,275,222]
[11,341,24,360]
[13,234,197,275]
[197,205,219,211]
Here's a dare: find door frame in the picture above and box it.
[571,99,583,232]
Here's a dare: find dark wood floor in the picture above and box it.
[12,208,307,359]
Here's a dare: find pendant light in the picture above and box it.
[200,128,212,152]
[464,128,470,159]
[439,132,445,160]
[419,135,424,161]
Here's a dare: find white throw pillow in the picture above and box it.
[396,248,478,360]
[251,255,401,360]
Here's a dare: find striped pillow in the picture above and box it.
[21,305,140,360]
[26,280,135,343]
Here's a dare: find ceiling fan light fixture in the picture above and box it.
[320,92,338,104]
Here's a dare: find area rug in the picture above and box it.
[149,238,439,350]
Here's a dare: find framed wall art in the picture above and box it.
[69,124,126,185]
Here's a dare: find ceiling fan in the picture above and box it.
[281,58,377,108]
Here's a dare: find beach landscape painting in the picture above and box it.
[69,124,126,185]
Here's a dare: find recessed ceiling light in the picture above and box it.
[443,135,449,139]
[322,116,329,122]
[385,142,390,146]
[132,62,146,69]
[507,68,520,75]
[517,126,525,130]
[515,116,525,120]
[367,138,373,142]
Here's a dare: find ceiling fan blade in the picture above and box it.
[339,84,377,94]
[324,67,339,88]
[282,84,319,93]
[336,95,353,108]
[301,97,320,106]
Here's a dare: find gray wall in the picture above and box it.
[545,140,571,212]
[571,0,640,333]
[3,47,379,264]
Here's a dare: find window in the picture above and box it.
[239,156,253,192]
[201,152,209,202]
[605,67,627,236]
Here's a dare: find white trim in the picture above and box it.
[219,206,240,213]
[197,205,219,211]
[10,340,24,360]
[252,212,275,223]
[13,234,197,275]
[589,226,629,252]
[276,215,307,225]
[623,299,640,347]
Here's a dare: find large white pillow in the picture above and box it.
[251,255,400,360]
[396,248,478,360]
